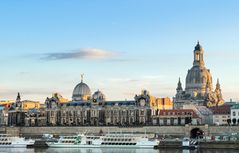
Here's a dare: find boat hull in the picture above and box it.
[0,144,34,148]
[47,143,156,149]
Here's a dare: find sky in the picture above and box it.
[0,0,239,102]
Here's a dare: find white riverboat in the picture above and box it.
[182,137,197,149]
[0,134,35,148]
[46,133,159,149]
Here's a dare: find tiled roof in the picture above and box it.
[210,105,231,115]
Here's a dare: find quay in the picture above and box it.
[0,125,238,149]
[156,140,239,149]
[1,125,239,138]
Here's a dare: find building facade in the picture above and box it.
[174,42,224,108]
[230,104,239,125]
[210,105,231,125]
[152,109,201,126]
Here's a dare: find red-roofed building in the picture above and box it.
[152,109,201,125]
[210,105,231,125]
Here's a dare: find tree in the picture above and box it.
[227,119,231,125]
[232,118,237,125]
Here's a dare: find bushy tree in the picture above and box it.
[232,118,237,125]
[227,119,231,125]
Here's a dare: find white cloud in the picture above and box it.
[42,48,120,60]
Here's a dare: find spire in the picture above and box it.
[176,77,183,91]
[16,92,21,102]
[81,73,84,83]
[216,78,221,90]
[194,41,202,51]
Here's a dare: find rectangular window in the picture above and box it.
[233,111,236,116]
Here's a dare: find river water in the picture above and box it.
[0,148,238,153]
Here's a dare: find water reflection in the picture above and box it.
[44,148,158,153]
[0,148,238,153]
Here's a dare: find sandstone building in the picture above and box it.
[174,42,224,108]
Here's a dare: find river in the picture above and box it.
[0,148,238,153]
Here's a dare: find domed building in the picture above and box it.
[92,90,106,102]
[174,42,224,108]
[91,90,106,106]
[72,75,91,101]
[185,42,213,97]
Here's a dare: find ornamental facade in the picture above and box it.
[173,42,224,108]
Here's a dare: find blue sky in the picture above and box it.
[0,0,239,102]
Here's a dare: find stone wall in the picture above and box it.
[1,125,239,138]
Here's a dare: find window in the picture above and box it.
[233,111,236,116]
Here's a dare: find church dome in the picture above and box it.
[185,42,213,96]
[72,77,91,101]
[92,90,106,102]
[186,65,212,95]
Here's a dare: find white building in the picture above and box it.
[230,104,239,125]
[210,105,230,125]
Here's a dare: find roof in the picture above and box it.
[231,104,239,109]
[210,105,231,115]
[195,106,213,115]
[65,100,136,107]
[28,109,40,113]
[104,101,135,106]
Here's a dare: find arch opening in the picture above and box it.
[190,128,204,139]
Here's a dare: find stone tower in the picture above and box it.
[185,42,213,98]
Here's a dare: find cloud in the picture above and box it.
[207,51,239,60]
[42,48,120,60]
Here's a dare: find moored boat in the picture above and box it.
[182,137,197,149]
[46,133,159,149]
[0,134,35,148]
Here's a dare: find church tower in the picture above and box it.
[193,41,204,66]
[174,41,224,108]
[16,92,21,107]
[185,42,213,97]
[176,78,183,99]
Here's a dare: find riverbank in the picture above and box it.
[156,140,239,150]
[1,125,239,138]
